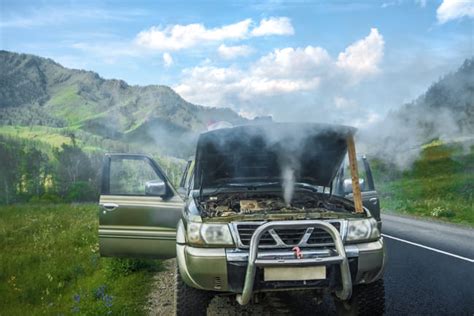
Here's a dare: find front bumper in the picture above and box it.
[177,221,385,305]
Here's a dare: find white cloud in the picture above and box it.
[253,46,331,78]
[163,53,173,67]
[0,7,147,28]
[336,28,384,78]
[175,29,383,107]
[437,0,474,23]
[251,17,294,36]
[334,96,359,110]
[174,28,384,115]
[218,44,253,59]
[135,19,252,50]
[135,17,294,51]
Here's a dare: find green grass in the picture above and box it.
[376,143,474,226]
[46,86,103,125]
[0,125,73,148]
[0,204,162,315]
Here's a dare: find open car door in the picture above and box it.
[99,154,184,259]
[335,156,381,229]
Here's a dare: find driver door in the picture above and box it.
[334,156,381,229]
[99,154,184,259]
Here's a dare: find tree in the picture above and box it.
[22,147,49,197]
[0,139,22,204]
[53,143,95,199]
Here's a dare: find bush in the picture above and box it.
[104,258,163,277]
[431,207,456,218]
[65,181,97,202]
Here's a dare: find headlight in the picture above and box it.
[187,222,202,244]
[346,218,380,242]
[186,222,234,246]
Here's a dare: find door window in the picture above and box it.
[109,157,161,195]
[335,156,375,195]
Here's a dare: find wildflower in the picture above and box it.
[73,294,81,303]
[94,285,107,299]
[103,294,113,308]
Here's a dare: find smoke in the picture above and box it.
[276,143,302,205]
[281,165,297,205]
[357,58,474,170]
[196,123,350,204]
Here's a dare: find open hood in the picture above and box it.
[194,123,356,190]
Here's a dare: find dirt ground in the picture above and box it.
[146,259,338,316]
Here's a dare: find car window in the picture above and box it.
[109,157,160,195]
[340,156,374,193]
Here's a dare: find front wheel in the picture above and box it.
[175,264,213,316]
[334,279,385,316]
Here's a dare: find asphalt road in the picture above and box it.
[151,213,474,315]
[382,213,474,315]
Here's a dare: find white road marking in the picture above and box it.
[382,233,474,263]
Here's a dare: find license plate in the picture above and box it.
[264,266,326,281]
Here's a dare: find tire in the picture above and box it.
[175,264,213,316]
[334,279,385,316]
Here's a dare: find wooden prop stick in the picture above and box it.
[347,135,364,213]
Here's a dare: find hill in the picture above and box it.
[360,57,474,168]
[0,50,246,157]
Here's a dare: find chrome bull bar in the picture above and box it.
[236,220,352,305]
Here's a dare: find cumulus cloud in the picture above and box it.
[162,52,173,67]
[253,46,331,78]
[437,0,474,23]
[135,19,252,50]
[174,28,384,123]
[218,44,253,59]
[135,17,294,51]
[251,17,294,36]
[174,44,333,105]
[336,28,384,78]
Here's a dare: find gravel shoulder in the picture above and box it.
[146,259,337,316]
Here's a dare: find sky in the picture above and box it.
[1,0,473,125]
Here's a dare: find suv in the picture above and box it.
[98,123,386,315]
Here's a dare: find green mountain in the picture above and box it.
[394,57,474,137]
[0,50,246,156]
[361,57,474,168]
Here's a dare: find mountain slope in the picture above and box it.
[0,50,246,156]
[360,57,474,169]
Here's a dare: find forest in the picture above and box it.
[0,134,101,204]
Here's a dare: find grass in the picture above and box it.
[375,143,474,226]
[0,203,162,315]
[0,125,73,148]
[46,86,102,125]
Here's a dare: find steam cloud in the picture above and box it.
[281,165,297,205]
[357,59,474,170]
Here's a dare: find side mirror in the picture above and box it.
[145,180,167,196]
[343,178,365,194]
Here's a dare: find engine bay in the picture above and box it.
[199,191,355,218]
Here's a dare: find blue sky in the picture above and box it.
[1,0,473,124]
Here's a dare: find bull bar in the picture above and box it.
[236,220,352,305]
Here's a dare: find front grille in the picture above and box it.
[236,221,341,247]
[237,225,276,246]
[274,228,307,245]
[307,222,341,244]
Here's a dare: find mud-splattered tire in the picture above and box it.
[334,279,385,316]
[175,264,213,316]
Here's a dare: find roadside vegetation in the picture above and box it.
[0,133,184,205]
[0,203,162,315]
[374,142,474,226]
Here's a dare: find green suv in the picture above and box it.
[98,123,386,315]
